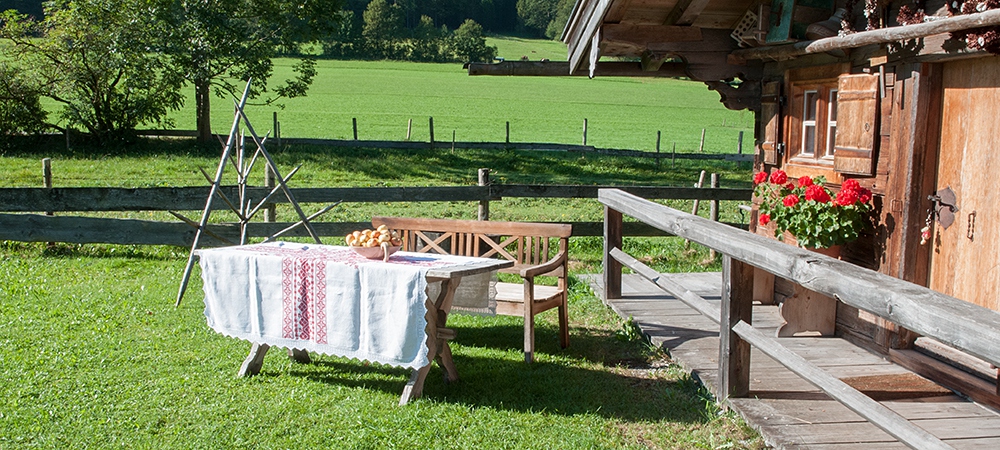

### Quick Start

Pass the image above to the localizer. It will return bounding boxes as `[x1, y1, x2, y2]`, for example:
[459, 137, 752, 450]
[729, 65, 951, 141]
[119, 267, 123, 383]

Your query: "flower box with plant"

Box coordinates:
[753, 170, 873, 249]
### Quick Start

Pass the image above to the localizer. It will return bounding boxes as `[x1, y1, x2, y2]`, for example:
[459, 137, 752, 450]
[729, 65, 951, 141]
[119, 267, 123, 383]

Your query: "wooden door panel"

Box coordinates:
[931, 58, 1000, 311]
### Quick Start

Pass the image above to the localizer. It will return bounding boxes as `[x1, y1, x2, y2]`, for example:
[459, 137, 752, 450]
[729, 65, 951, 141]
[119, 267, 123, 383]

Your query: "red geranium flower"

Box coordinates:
[783, 194, 800, 207]
[785, 182, 795, 190]
[798, 176, 813, 188]
[753, 171, 768, 184]
[769, 170, 788, 185]
[759, 213, 771, 225]
[858, 187, 872, 204]
[842, 179, 861, 192]
[836, 188, 860, 206]
[805, 185, 831, 203]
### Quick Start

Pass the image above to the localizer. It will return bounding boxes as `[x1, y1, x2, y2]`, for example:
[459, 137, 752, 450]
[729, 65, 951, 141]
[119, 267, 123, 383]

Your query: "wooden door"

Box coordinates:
[930, 58, 1000, 311]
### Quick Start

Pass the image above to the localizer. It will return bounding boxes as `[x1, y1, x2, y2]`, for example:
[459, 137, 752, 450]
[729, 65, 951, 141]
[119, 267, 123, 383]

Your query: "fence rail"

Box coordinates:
[599, 188, 1000, 450]
[0, 184, 752, 246]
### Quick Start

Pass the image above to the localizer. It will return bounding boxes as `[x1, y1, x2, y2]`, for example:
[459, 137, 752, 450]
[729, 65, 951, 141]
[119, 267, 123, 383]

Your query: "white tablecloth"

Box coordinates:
[196, 242, 496, 369]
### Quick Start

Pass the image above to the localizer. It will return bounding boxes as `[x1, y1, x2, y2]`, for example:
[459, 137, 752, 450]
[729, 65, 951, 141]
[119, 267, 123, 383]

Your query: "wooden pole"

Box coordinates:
[685, 170, 707, 249]
[264, 164, 276, 223]
[671, 142, 676, 167]
[352, 118, 358, 140]
[719, 256, 754, 401]
[452, 130, 456, 152]
[406, 119, 412, 141]
[582, 118, 588, 146]
[273, 112, 280, 147]
[478, 168, 490, 221]
[43, 158, 54, 247]
[429, 116, 435, 148]
[505, 121, 510, 144]
[603, 206, 623, 302]
[699, 128, 706, 152]
[737, 131, 744, 154]
[710, 173, 720, 259]
[655, 131, 661, 169]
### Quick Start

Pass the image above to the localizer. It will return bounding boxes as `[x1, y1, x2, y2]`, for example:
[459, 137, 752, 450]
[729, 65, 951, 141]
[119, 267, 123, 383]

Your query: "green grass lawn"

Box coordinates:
[158, 58, 752, 153]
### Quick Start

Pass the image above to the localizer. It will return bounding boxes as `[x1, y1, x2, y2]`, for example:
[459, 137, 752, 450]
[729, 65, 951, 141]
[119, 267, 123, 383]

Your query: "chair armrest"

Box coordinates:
[519, 250, 568, 279]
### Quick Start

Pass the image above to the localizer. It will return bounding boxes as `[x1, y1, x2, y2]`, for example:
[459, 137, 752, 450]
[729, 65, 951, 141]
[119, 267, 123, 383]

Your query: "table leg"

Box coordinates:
[398, 277, 462, 404]
[238, 343, 270, 377]
[288, 348, 311, 364]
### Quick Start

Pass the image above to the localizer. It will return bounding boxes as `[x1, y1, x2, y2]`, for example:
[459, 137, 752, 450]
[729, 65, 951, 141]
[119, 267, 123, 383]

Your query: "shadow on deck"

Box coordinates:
[582, 272, 1000, 449]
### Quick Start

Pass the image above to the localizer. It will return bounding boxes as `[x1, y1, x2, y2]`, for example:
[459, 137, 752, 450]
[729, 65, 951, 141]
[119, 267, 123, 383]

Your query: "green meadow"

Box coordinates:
[162, 58, 752, 153]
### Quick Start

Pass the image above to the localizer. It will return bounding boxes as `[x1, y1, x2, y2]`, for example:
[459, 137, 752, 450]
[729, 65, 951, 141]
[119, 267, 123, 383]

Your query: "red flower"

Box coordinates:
[769, 170, 788, 185]
[783, 194, 800, 207]
[805, 185, 831, 203]
[858, 188, 872, 204]
[785, 182, 795, 190]
[753, 171, 768, 184]
[842, 179, 861, 192]
[797, 176, 813, 188]
[759, 213, 771, 225]
[836, 187, 860, 206]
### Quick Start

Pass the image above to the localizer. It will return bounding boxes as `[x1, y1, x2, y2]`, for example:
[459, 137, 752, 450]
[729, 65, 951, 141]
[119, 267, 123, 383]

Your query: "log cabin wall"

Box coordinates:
[753, 49, 952, 353]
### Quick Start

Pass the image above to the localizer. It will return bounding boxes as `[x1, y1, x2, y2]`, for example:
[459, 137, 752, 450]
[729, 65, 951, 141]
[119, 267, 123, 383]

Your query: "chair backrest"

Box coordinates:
[371, 216, 571, 276]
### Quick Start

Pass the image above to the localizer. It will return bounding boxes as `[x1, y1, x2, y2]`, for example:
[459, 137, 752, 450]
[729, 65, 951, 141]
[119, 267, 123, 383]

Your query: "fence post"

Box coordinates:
[582, 118, 588, 146]
[264, 164, 276, 223]
[505, 121, 510, 144]
[478, 168, 490, 221]
[43, 158, 54, 247]
[719, 255, 754, 402]
[709, 173, 719, 259]
[686, 170, 707, 248]
[603, 205, 623, 303]
[352, 118, 358, 140]
[452, 130, 456, 152]
[273, 112, 281, 147]
[656, 130, 662, 169]
[737, 131, 744, 155]
[699, 128, 706, 152]
[406, 119, 412, 141]
[429, 116, 435, 148]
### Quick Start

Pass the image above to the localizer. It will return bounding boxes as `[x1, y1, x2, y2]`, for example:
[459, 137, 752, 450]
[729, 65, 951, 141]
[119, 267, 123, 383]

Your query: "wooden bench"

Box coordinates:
[371, 216, 572, 363]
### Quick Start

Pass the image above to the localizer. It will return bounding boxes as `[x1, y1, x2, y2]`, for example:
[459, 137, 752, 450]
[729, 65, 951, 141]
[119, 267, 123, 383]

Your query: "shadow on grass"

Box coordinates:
[276, 322, 715, 424]
[0, 241, 185, 261]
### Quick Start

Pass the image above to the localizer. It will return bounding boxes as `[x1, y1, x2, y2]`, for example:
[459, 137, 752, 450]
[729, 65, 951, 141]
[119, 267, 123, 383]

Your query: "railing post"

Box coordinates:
[478, 168, 490, 221]
[719, 255, 754, 402]
[603, 206, 623, 302]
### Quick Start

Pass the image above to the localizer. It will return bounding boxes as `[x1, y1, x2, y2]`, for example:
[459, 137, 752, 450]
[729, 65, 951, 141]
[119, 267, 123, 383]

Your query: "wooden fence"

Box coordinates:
[599, 188, 1000, 450]
[0, 183, 752, 246]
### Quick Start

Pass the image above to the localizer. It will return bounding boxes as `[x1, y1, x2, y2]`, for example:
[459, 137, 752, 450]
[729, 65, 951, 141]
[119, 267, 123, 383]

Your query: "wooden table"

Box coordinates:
[197, 243, 511, 405]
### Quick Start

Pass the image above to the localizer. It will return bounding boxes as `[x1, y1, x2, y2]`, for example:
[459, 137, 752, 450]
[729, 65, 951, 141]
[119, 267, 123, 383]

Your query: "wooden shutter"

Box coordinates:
[760, 80, 783, 165]
[834, 74, 879, 176]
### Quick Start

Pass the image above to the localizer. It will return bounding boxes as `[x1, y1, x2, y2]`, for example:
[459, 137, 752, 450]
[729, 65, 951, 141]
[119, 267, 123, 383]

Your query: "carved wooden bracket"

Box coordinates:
[705, 80, 762, 112]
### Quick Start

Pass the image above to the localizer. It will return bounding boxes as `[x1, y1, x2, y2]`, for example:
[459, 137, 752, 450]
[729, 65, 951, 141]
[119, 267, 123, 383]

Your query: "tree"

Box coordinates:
[0, 2, 184, 143]
[449, 19, 496, 63]
[408, 14, 444, 61]
[361, 0, 405, 59]
[545, 0, 575, 39]
[155, 0, 343, 141]
[0, 63, 48, 136]
[322, 9, 365, 58]
[516, 0, 556, 37]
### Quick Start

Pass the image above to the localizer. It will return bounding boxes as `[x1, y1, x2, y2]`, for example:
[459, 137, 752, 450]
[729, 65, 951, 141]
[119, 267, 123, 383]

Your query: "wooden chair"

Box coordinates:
[371, 216, 572, 362]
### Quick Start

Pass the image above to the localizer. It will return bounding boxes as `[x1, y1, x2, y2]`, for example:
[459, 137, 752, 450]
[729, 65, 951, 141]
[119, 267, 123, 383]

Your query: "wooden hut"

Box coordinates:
[482, 0, 1000, 405]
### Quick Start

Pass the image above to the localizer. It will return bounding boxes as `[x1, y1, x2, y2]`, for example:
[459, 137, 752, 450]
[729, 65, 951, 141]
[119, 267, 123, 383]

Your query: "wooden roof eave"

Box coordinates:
[731, 9, 1000, 62]
[564, 0, 615, 74]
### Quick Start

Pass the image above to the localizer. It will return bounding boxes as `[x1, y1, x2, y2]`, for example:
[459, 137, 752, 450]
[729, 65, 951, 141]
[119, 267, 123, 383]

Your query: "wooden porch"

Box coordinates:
[583, 271, 1000, 449]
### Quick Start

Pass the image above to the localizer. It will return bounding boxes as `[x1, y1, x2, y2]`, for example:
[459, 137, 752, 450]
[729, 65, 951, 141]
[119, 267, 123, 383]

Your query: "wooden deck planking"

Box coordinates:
[581, 272, 1000, 449]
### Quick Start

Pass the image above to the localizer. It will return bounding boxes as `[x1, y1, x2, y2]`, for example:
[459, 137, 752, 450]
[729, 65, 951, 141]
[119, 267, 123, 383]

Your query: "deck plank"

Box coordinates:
[582, 272, 1000, 449]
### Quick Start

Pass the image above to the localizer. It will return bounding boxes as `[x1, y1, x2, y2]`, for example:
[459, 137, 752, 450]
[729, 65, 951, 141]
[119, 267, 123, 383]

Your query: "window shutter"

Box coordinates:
[760, 80, 783, 165]
[834, 74, 879, 176]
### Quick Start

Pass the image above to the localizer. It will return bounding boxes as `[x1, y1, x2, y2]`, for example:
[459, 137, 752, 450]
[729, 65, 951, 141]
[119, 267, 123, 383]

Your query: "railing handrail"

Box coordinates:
[598, 188, 1000, 368]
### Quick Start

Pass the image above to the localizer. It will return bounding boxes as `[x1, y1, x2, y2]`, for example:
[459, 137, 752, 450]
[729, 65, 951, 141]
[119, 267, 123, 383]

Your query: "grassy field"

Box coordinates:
[159, 59, 752, 154]
[2, 37, 763, 447]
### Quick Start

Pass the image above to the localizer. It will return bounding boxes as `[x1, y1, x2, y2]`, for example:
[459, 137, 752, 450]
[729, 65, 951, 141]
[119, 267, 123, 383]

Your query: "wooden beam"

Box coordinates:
[466, 60, 687, 77]
[734, 322, 954, 450]
[602, 23, 703, 46]
[603, 206, 623, 302]
[664, 0, 712, 26]
[569, 0, 614, 74]
[719, 256, 754, 400]
[597, 188, 1000, 369]
[732, 9, 1000, 61]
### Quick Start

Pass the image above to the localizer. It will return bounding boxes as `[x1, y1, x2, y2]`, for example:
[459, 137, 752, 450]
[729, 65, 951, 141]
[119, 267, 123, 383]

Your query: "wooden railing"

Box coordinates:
[0, 184, 751, 246]
[600, 188, 1000, 450]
